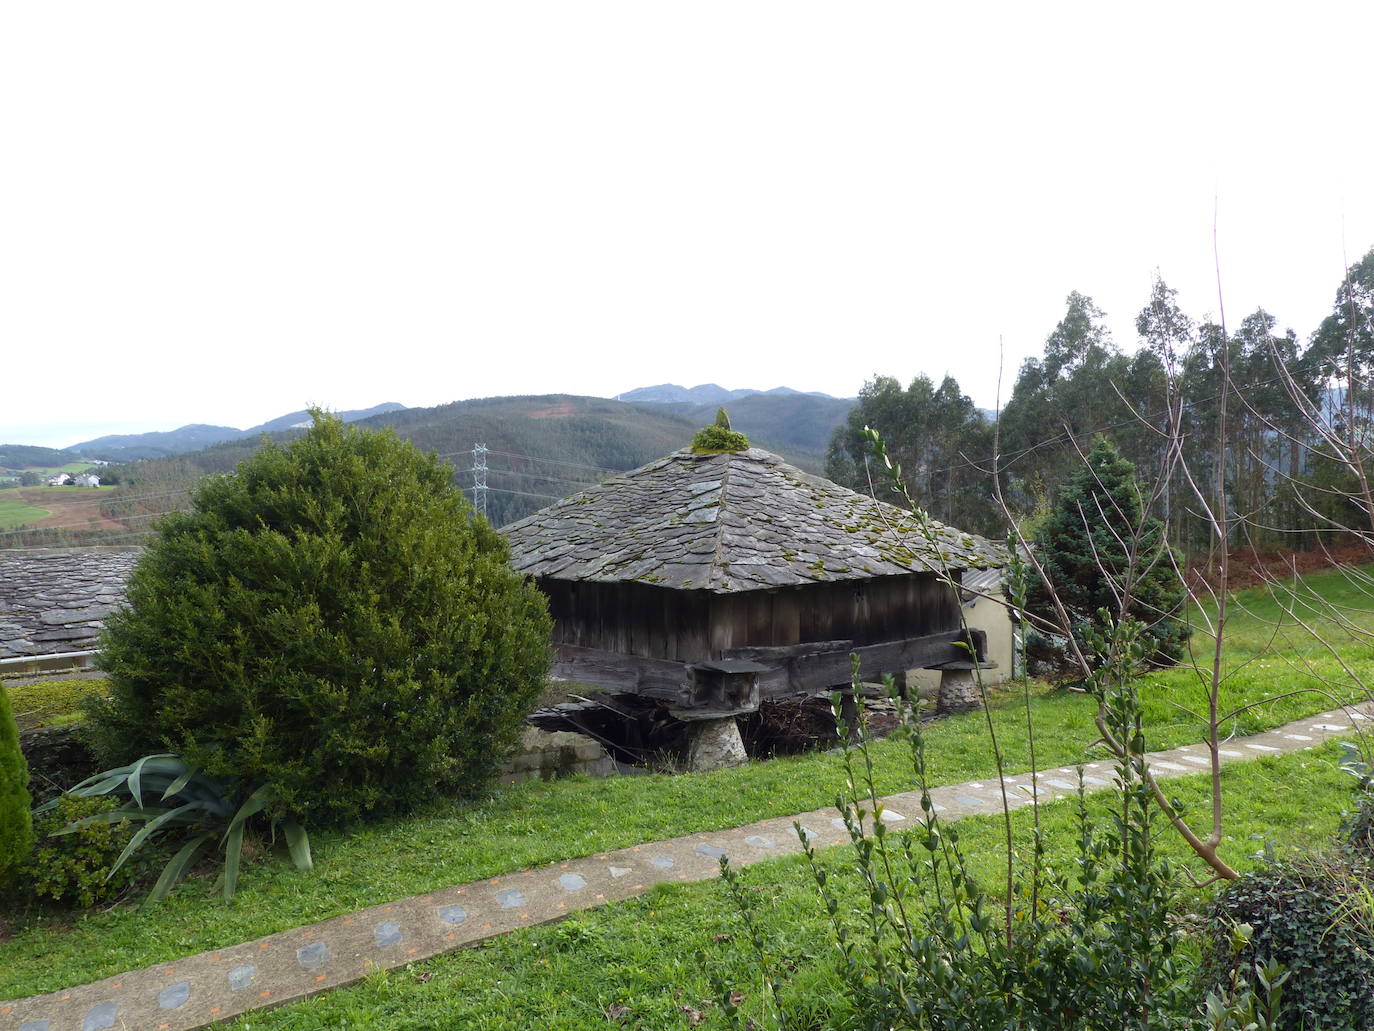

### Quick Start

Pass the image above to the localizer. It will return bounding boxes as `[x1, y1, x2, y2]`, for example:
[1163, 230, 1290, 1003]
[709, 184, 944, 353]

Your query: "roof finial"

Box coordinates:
[691, 408, 750, 453]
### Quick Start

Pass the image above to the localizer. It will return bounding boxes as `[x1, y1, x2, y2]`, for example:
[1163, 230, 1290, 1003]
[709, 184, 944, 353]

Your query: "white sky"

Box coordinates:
[3, 2, 1372, 448]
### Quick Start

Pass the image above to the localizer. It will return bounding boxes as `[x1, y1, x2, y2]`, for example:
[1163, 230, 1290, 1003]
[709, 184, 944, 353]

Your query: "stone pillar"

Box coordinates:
[936, 666, 979, 714]
[684, 715, 748, 771]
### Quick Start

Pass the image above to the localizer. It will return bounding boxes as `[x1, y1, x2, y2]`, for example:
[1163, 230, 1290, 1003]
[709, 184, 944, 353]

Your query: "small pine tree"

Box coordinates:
[0, 685, 34, 885]
[1028, 436, 1188, 667]
[89, 412, 553, 826]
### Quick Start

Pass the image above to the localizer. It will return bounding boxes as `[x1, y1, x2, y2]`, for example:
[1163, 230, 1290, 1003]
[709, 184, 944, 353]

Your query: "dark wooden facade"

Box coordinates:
[541, 573, 983, 709]
[544, 574, 959, 659]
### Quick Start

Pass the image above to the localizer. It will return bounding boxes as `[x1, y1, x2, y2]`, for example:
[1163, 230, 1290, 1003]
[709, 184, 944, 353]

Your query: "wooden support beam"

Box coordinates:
[725, 640, 853, 661]
[552, 628, 989, 707]
[550, 644, 689, 702]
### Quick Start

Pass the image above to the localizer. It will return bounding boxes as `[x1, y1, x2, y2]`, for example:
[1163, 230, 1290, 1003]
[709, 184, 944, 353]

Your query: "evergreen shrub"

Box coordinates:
[0, 685, 34, 888]
[1028, 436, 1189, 667]
[87, 413, 553, 826]
[1203, 855, 1374, 1031]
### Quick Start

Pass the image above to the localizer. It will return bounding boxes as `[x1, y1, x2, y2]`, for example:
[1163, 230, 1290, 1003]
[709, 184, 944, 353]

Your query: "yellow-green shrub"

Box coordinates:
[0, 685, 33, 889]
[24, 794, 139, 908]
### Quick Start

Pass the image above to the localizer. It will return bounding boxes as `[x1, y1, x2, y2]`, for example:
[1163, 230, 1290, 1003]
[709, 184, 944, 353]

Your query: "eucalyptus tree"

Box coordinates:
[826, 373, 996, 535]
[1000, 292, 1134, 514]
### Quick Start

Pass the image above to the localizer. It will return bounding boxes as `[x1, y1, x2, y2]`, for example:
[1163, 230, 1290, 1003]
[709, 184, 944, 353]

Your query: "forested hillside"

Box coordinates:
[92, 394, 840, 533]
[0, 444, 78, 470]
[629, 391, 852, 463]
[350, 395, 710, 525]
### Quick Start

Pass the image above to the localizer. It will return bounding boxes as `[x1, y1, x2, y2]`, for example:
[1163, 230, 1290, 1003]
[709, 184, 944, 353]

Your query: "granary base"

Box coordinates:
[936, 665, 980, 714]
[684, 714, 748, 771]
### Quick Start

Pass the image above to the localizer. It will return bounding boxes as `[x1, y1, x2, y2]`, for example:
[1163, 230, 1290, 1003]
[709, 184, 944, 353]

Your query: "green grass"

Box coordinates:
[0, 498, 50, 530]
[1144, 563, 1374, 737]
[6, 679, 106, 732]
[224, 745, 1357, 1031]
[2, 564, 1373, 1002]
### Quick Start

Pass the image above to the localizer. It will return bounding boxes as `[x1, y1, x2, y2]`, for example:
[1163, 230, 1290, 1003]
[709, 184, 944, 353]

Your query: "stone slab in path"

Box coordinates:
[3, 706, 1369, 1031]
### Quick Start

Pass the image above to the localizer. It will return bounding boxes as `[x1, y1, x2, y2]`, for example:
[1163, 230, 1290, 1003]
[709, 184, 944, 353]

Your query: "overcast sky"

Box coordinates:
[3, 2, 1371, 448]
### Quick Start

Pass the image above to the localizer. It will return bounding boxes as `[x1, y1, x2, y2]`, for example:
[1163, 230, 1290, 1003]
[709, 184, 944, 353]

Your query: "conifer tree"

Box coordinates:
[1028, 436, 1188, 667]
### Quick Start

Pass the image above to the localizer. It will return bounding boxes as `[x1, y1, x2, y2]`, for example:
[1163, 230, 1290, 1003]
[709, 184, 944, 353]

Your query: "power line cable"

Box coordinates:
[438, 447, 626, 477]
[475, 486, 566, 501]
[0, 485, 193, 510]
[481, 467, 602, 489]
[485, 449, 626, 475]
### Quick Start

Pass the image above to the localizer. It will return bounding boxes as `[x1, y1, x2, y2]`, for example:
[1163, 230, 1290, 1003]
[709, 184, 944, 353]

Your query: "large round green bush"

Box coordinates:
[89, 413, 552, 826]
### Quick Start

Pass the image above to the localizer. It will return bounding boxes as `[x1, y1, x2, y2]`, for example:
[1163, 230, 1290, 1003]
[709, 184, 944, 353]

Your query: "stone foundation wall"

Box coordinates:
[18, 723, 617, 803]
[20, 725, 99, 805]
[499, 727, 617, 785]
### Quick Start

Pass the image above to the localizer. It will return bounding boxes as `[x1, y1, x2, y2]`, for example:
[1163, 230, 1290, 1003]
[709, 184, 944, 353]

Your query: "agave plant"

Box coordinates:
[37, 754, 312, 903]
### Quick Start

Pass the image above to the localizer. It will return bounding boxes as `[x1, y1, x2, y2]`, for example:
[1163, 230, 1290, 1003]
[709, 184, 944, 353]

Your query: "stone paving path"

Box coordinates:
[4, 706, 1370, 1031]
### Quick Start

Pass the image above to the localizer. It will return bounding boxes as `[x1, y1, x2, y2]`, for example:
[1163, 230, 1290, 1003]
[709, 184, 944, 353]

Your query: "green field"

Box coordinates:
[0, 483, 121, 532]
[0, 494, 50, 530]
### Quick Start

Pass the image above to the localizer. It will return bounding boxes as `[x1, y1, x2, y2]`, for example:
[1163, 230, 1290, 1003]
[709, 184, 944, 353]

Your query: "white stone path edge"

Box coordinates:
[4, 706, 1370, 1031]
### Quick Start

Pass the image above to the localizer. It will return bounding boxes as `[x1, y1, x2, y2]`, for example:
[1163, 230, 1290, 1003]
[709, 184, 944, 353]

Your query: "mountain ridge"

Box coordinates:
[614, 383, 840, 405]
[64, 403, 408, 460]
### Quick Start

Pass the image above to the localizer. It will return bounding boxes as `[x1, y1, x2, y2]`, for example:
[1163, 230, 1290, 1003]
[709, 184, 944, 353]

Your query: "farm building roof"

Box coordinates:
[503, 447, 1004, 593]
[0, 547, 141, 659]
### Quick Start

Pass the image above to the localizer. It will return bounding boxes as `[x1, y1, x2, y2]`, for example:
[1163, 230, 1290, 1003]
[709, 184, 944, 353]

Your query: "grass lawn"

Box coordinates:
[6, 678, 106, 732]
[3, 565, 1373, 1004]
[224, 745, 1357, 1031]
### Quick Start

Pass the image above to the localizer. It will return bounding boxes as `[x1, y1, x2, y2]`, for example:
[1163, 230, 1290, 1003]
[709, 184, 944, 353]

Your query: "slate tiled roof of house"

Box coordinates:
[504, 447, 1005, 593]
[962, 565, 1008, 600]
[0, 548, 141, 658]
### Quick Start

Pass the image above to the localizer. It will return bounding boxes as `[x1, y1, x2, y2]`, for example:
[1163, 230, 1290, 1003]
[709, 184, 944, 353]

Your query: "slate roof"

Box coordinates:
[0, 548, 140, 659]
[504, 447, 1004, 593]
[961, 566, 1008, 605]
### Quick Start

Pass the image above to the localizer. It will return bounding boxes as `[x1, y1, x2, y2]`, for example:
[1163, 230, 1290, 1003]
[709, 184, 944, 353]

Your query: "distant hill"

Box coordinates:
[243, 403, 407, 436]
[615, 383, 838, 405]
[65, 423, 244, 459]
[107, 396, 701, 528]
[630, 392, 854, 463]
[611, 384, 854, 464]
[104, 393, 843, 530]
[65, 403, 407, 461]
[0, 443, 85, 470]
